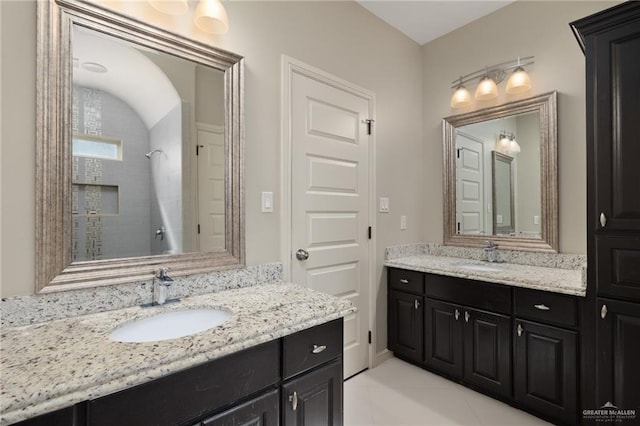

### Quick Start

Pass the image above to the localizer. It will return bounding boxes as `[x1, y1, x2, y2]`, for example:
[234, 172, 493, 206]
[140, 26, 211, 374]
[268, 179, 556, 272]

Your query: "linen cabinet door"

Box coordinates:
[514, 319, 577, 425]
[424, 299, 463, 379]
[462, 307, 511, 399]
[388, 290, 423, 363]
[596, 298, 640, 419]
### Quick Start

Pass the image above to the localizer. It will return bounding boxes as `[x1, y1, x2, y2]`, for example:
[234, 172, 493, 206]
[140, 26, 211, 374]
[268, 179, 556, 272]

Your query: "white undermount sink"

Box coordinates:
[453, 263, 503, 273]
[109, 308, 231, 343]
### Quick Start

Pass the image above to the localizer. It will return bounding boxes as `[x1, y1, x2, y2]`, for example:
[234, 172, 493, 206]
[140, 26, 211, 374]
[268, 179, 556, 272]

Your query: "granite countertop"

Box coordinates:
[385, 255, 585, 297]
[0, 282, 356, 425]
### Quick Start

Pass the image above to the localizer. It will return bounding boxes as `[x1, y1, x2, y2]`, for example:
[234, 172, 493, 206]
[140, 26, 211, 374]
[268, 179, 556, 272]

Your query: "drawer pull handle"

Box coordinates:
[455, 309, 460, 321]
[289, 391, 298, 411]
[399, 279, 409, 284]
[534, 304, 550, 311]
[312, 344, 327, 354]
[464, 311, 470, 323]
[517, 323, 523, 337]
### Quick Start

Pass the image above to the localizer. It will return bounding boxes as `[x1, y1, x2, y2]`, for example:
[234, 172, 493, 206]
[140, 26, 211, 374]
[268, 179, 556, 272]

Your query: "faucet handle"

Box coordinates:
[485, 240, 495, 249]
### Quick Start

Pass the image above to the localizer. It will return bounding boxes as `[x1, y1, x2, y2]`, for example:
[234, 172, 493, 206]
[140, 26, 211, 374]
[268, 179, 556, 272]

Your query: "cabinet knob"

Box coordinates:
[517, 323, 523, 337]
[455, 309, 460, 321]
[289, 391, 298, 411]
[600, 212, 608, 227]
[414, 299, 420, 310]
[601, 304, 608, 319]
[464, 311, 470, 323]
[399, 279, 409, 284]
[312, 344, 327, 354]
[534, 304, 550, 311]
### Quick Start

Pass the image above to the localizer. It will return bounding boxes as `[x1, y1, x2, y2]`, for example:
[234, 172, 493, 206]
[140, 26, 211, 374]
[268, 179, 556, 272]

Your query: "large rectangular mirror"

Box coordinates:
[443, 91, 558, 252]
[36, 0, 244, 292]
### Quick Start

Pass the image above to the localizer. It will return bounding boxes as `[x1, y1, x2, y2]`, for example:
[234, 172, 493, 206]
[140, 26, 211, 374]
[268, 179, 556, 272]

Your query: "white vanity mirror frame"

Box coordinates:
[443, 91, 558, 252]
[36, 0, 245, 293]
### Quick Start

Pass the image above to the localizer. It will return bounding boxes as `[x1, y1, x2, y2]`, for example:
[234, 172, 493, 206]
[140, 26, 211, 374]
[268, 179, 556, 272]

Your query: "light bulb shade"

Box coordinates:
[475, 76, 498, 100]
[450, 85, 472, 108]
[505, 67, 531, 94]
[509, 139, 521, 153]
[496, 134, 510, 152]
[195, 0, 229, 34]
[148, 0, 188, 15]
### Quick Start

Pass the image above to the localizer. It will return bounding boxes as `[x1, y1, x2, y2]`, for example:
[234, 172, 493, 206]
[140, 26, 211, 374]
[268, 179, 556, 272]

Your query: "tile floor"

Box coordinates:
[344, 357, 551, 426]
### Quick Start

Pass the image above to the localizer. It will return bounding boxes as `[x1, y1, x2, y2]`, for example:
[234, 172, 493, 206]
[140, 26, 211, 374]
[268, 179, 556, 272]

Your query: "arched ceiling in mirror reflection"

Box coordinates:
[72, 26, 180, 129]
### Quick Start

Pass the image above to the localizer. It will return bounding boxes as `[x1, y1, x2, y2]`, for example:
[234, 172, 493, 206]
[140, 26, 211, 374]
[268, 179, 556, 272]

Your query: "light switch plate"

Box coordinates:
[261, 191, 273, 213]
[379, 197, 389, 213]
[533, 215, 540, 225]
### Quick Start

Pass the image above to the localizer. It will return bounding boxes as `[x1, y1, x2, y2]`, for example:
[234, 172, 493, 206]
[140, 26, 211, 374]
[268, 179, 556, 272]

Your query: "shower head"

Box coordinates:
[145, 149, 163, 159]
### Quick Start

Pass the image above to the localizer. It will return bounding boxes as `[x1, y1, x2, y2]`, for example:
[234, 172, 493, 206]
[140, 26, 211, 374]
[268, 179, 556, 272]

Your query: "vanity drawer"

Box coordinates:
[388, 268, 425, 294]
[283, 318, 343, 380]
[514, 288, 578, 328]
[425, 273, 512, 315]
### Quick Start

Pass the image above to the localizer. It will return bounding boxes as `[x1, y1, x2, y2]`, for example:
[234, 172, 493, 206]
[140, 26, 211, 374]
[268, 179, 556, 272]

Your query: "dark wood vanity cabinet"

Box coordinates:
[387, 268, 580, 424]
[572, 2, 640, 418]
[13, 320, 343, 426]
[514, 288, 579, 425]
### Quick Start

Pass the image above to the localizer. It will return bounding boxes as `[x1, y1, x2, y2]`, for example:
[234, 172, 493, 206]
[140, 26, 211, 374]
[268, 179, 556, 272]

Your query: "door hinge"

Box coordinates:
[364, 119, 375, 135]
[197, 224, 201, 234]
[368, 226, 372, 239]
[457, 148, 461, 159]
[196, 144, 203, 156]
[368, 330, 372, 344]
[457, 222, 461, 233]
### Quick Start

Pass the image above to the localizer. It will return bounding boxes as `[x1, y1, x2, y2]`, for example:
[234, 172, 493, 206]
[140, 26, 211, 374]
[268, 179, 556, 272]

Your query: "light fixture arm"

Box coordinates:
[451, 56, 534, 88]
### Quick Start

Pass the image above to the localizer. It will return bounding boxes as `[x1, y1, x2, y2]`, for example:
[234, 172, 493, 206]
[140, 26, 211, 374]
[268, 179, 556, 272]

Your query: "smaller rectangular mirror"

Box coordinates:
[443, 91, 558, 252]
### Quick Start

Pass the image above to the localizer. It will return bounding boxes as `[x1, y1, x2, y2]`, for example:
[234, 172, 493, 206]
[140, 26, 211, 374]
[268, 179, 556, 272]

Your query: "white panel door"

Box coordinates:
[291, 71, 370, 378]
[196, 124, 225, 251]
[456, 132, 485, 235]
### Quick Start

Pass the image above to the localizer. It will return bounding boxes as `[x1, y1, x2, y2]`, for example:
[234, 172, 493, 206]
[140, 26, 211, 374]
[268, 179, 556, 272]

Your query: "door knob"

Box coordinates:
[296, 249, 309, 261]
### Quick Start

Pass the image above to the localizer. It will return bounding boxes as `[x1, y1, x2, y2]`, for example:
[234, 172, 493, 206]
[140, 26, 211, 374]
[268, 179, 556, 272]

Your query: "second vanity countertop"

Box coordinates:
[0, 282, 356, 425]
[385, 254, 585, 297]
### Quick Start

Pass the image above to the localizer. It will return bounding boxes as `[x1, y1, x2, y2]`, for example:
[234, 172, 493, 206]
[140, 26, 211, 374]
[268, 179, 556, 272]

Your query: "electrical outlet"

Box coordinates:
[533, 215, 540, 225]
[497, 214, 503, 224]
[400, 215, 407, 230]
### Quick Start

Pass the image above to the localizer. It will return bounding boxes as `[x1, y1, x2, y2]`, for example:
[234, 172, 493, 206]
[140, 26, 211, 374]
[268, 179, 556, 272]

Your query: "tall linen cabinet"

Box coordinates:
[571, 1, 640, 419]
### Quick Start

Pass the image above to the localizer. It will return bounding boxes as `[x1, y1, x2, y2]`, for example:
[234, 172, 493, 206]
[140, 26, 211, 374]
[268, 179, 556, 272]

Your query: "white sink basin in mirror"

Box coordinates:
[453, 263, 503, 273]
[109, 308, 232, 343]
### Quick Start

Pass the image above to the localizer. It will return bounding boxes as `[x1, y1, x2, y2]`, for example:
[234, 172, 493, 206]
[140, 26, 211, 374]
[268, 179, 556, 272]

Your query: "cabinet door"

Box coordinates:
[596, 236, 640, 302]
[463, 308, 511, 399]
[593, 18, 640, 232]
[596, 298, 640, 414]
[202, 389, 279, 426]
[514, 319, 577, 425]
[388, 290, 423, 362]
[282, 361, 343, 426]
[424, 299, 463, 379]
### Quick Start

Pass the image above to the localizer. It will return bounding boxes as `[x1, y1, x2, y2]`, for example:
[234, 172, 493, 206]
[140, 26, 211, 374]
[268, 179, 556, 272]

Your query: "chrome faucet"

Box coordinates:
[484, 240, 498, 263]
[154, 268, 174, 305]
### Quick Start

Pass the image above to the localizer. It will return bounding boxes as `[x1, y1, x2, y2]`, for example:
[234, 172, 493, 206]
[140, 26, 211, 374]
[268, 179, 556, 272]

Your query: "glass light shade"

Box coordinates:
[475, 76, 498, 100]
[450, 85, 472, 108]
[505, 67, 531, 94]
[195, 0, 229, 34]
[496, 134, 510, 152]
[509, 139, 521, 153]
[148, 0, 188, 15]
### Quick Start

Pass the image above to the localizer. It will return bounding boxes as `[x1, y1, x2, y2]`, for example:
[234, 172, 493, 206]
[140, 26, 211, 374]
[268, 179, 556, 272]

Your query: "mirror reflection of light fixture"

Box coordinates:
[450, 56, 534, 108]
[195, 0, 230, 34]
[495, 131, 521, 154]
[148, 0, 188, 15]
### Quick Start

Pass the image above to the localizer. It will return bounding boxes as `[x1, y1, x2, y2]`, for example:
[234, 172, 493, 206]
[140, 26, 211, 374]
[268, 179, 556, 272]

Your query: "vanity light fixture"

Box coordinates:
[450, 56, 534, 108]
[148, 0, 188, 16]
[194, 0, 229, 34]
[147, 0, 230, 34]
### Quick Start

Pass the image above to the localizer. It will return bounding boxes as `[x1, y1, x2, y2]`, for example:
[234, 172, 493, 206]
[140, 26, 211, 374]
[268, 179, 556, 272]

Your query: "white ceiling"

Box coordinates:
[356, 1, 516, 45]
